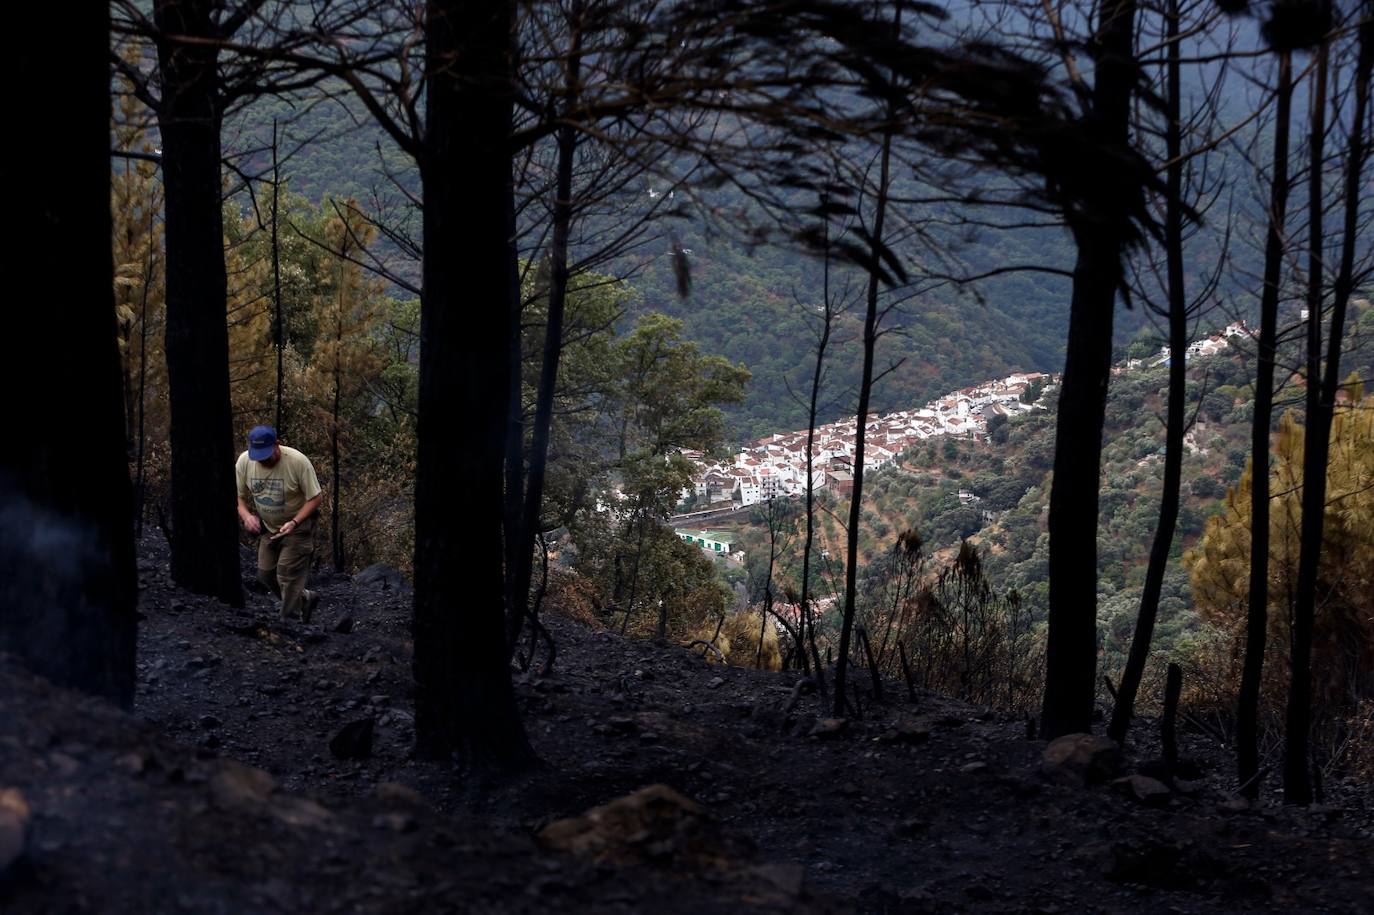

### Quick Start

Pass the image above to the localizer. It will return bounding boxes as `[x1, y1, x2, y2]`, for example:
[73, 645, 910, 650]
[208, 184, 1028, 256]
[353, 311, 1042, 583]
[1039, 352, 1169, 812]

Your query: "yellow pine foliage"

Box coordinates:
[300, 204, 384, 452]
[111, 79, 167, 452]
[1185, 384, 1374, 712]
[691, 610, 782, 671]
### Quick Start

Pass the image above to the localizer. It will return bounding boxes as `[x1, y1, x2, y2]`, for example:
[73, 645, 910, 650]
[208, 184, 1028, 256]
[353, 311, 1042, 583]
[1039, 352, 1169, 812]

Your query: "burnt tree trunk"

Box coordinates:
[507, 0, 586, 654]
[1237, 50, 1293, 799]
[834, 0, 902, 715]
[1161, 662, 1182, 782]
[1041, 0, 1139, 739]
[1285, 16, 1368, 803]
[2, 5, 138, 704]
[331, 298, 344, 572]
[272, 118, 284, 435]
[1108, 0, 1188, 745]
[799, 201, 836, 686]
[1283, 37, 1330, 807]
[502, 186, 525, 638]
[154, 0, 244, 608]
[412, 0, 534, 770]
[834, 117, 893, 717]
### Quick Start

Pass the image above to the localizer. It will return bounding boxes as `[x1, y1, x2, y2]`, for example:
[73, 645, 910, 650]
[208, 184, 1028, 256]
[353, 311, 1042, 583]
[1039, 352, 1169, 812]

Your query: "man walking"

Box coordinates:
[235, 425, 323, 621]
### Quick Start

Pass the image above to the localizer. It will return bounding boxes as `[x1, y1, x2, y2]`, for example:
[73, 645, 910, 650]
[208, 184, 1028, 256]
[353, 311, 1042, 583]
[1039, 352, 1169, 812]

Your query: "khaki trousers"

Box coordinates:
[257, 518, 314, 618]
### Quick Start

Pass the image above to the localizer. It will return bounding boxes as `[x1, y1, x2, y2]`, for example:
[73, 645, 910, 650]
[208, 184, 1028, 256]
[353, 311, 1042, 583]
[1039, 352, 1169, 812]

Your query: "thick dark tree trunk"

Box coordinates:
[1285, 17, 1368, 803]
[1108, 0, 1187, 745]
[2, 5, 138, 704]
[1042, 0, 1139, 739]
[154, 0, 244, 608]
[412, 0, 534, 770]
[1237, 51, 1293, 798]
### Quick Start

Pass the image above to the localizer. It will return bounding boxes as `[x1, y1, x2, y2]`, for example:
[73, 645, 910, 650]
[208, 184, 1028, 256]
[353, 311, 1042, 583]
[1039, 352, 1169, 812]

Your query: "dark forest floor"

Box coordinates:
[2, 531, 1372, 913]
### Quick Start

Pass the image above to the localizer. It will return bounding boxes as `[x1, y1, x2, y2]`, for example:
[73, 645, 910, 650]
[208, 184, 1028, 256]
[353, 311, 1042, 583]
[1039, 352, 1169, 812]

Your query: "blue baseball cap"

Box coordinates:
[248, 425, 277, 461]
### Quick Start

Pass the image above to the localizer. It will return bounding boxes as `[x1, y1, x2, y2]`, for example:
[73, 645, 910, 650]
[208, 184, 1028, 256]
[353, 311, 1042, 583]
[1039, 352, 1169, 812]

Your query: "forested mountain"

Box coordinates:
[734, 301, 1374, 711]
[225, 95, 1146, 441]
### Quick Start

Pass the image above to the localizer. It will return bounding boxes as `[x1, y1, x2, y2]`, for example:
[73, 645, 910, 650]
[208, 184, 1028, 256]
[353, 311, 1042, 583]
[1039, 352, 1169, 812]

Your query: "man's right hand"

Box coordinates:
[242, 514, 262, 535]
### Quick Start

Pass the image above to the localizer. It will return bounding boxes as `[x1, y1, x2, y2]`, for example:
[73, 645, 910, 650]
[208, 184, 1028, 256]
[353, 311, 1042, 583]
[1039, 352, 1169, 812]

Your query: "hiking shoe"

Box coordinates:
[301, 590, 320, 624]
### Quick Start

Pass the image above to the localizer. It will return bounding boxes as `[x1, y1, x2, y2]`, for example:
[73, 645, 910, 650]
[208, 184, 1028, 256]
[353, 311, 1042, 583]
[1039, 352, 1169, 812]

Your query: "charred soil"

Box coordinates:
[2, 532, 1371, 913]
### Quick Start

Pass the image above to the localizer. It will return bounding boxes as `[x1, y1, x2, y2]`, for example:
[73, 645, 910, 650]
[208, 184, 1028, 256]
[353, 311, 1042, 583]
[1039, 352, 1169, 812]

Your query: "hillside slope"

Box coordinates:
[4, 531, 1372, 912]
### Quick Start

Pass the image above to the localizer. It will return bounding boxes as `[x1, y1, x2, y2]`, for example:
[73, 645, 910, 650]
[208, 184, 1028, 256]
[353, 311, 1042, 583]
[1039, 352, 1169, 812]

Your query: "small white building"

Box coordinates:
[678, 529, 736, 555]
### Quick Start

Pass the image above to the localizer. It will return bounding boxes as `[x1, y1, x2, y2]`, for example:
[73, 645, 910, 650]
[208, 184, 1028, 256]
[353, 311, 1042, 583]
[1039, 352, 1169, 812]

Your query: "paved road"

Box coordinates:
[668, 504, 756, 527]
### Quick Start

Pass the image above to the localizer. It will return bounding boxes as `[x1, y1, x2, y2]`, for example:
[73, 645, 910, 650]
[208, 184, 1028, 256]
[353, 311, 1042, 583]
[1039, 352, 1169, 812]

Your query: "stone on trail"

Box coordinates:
[211, 761, 277, 811]
[809, 718, 848, 740]
[537, 784, 749, 870]
[1, 787, 32, 880]
[374, 781, 427, 807]
[329, 717, 375, 760]
[1112, 774, 1171, 807]
[876, 720, 931, 745]
[353, 563, 408, 592]
[1040, 734, 1123, 786]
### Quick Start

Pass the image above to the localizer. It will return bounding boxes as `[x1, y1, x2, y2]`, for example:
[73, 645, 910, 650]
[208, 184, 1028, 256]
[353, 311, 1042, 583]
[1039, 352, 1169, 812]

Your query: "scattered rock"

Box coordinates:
[211, 761, 276, 811]
[749, 703, 787, 732]
[353, 564, 408, 592]
[48, 752, 80, 776]
[328, 718, 375, 760]
[894, 816, 929, 837]
[960, 761, 989, 775]
[707, 677, 725, 690]
[1112, 775, 1171, 807]
[1218, 796, 1252, 815]
[1102, 838, 1230, 891]
[1, 788, 32, 879]
[371, 811, 416, 833]
[374, 782, 427, 807]
[333, 615, 355, 635]
[114, 751, 152, 776]
[537, 784, 750, 869]
[749, 862, 806, 898]
[606, 716, 640, 735]
[1040, 734, 1123, 786]
[199, 715, 221, 730]
[809, 718, 848, 740]
[1173, 777, 1203, 796]
[876, 721, 931, 745]
[272, 796, 336, 830]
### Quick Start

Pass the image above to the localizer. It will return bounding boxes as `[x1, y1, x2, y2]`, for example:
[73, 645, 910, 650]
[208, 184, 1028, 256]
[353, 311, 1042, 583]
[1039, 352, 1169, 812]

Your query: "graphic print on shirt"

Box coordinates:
[251, 477, 285, 510]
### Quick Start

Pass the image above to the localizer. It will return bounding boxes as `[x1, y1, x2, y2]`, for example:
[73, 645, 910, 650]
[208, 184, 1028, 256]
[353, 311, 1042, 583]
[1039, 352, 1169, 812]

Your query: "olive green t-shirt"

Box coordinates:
[235, 445, 322, 533]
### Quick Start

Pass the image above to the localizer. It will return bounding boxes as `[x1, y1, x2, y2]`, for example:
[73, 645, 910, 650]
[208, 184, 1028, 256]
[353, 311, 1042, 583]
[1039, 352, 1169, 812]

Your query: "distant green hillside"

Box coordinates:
[782, 296, 1374, 675]
[226, 94, 1254, 444]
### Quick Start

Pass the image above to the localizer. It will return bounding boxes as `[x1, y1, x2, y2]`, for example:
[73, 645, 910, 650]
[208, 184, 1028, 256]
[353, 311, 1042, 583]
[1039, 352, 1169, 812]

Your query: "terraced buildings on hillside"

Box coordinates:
[686, 371, 1056, 509]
